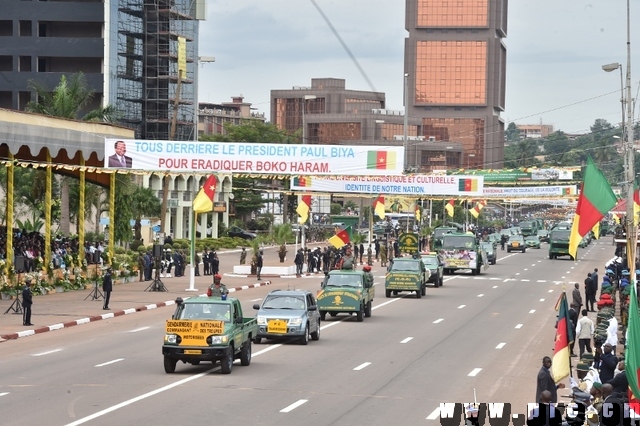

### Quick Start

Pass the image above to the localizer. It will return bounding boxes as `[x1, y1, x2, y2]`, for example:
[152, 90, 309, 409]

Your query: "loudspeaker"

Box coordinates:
[14, 255, 25, 272]
[153, 244, 164, 258]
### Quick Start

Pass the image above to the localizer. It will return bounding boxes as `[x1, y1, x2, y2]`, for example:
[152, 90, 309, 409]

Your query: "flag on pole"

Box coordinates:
[192, 175, 217, 213]
[469, 200, 486, 219]
[551, 291, 574, 382]
[328, 226, 351, 249]
[445, 199, 455, 217]
[568, 157, 617, 259]
[296, 195, 312, 223]
[591, 222, 600, 240]
[626, 279, 640, 405]
[634, 184, 640, 225]
[373, 195, 385, 219]
[415, 202, 421, 223]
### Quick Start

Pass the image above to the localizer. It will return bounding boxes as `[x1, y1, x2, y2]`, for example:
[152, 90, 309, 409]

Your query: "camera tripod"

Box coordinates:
[145, 259, 167, 292]
[4, 292, 23, 315]
[84, 279, 104, 301]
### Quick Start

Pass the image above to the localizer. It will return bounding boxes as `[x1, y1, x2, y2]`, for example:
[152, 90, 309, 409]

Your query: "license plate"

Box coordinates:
[267, 319, 288, 334]
[184, 349, 202, 355]
[512, 242, 519, 247]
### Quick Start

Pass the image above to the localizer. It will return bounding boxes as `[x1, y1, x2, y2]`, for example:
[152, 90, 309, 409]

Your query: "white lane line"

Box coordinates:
[521, 279, 530, 282]
[426, 407, 440, 420]
[95, 358, 124, 368]
[492, 285, 498, 289]
[0, 392, 9, 397]
[537, 280, 547, 283]
[515, 324, 523, 329]
[457, 305, 466, 309]
[400, 337, 413, 344]
[477, 294, 484, 297]
[433, 318, 444, 324]
[32, 349, 62, 357]
[489, 277, 501, 280]
[129, 327, 150, 333]
[548, 290, 553, 293]
[529, 310, 536, 314]
[496, 343, 506, 349]
[372, 297, 401, 311]
[250, 298, 262, 302]
[540, 298, 545, 302]
[532, 264, 537, 266]
[280, 399, 309, 413]
[515, 272, 520, 275]
[523, 269, 528, 271]
[468, 368, 482, 377]
[353, 362, 372, 371]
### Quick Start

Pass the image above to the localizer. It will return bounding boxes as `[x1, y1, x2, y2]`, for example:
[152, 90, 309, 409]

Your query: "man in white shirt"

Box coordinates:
[605, 316, 618, 355]
[576, 309, 594, 357]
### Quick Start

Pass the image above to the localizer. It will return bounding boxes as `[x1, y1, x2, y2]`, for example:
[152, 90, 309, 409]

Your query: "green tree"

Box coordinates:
[130, 186, 162, 241]
[503, 139, 541, 168]
[505, 122, 520, 143]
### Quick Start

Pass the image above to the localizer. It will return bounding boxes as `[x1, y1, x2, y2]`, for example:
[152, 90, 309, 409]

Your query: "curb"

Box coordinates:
[0, 280, 271, 342]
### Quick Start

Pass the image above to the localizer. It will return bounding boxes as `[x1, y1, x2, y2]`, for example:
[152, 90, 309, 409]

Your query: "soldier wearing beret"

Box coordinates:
[207, 274, 228, 298]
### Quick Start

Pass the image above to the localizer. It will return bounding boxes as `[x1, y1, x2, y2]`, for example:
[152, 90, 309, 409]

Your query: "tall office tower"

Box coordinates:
[404, 0, 507, 169]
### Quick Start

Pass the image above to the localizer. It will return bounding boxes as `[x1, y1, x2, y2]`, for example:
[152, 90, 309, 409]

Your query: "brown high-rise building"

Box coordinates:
[405, 0, 507, 170]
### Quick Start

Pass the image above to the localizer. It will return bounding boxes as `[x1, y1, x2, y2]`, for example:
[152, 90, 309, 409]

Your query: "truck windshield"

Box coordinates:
[262, 295, 305, 310]
[551, 230, 571, 240]
[390, 261, 420, 272]
[325, 274, 362, 288]
[177, 304, 231, 322]
[434, 228, 455, 238]
[442, 236, 476, 250]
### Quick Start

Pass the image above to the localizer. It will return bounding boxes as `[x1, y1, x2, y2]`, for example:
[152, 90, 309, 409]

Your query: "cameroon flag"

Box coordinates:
[372, 195, 385, 219]
[296, 195, 312, 223]
[627, 280, 640, 407]
[445, 199, 455, 217]
[458, 178, 478, 192]
[551, 292, 574, 382]
[568, 157, 617, 259]
[367, 150, 397, 170]
[328, 227, 351, 249]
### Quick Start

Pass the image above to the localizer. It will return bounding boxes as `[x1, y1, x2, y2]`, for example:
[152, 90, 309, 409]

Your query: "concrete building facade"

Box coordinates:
[198, 96, 266, 138]
[404, 0, 508, 170]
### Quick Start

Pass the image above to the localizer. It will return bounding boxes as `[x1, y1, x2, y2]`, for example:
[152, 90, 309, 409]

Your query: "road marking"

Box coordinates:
[426, 407, 440, 420]
[477, 294, 484, 297]
[523, 269, 528, 271]
[457, 305, 466, 309]
[95, 358, 124, 368]
[280, 399, 308, 413]
[537, 280, 547, 283]
[489, 277, 501, 280]
[548, 290, 553, 293]
[468, 368, 482, 377]
[492, 285, 498, 289]
[353, 362, 371, 371]
[129, 327, 149, 333]
[532, 263, 537, 266]
[529, 310, 536, 313]
[521, 279, 530, 282]
[400, 337, 413, 344]
[540, 298, 545, 302]
[372, 297, 401, 311]
[515, 272, 520, 275]
[0, 392, 8, 397]
[433, 318, 444, 324]
[515, 324, 523, 329]
[32, 349, 62, 357]
[496, 343, 506, 349]
[250, 298, 262, 302]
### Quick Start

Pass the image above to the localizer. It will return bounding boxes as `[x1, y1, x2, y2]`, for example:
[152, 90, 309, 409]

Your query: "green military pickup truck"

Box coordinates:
[162, 296, 257, 374]
[385, 257, 430, 298]
[317, 269, 375, 322]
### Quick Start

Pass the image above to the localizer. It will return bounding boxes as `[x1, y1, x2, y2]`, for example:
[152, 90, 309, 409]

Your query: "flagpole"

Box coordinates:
[369, 197, 373, 249]
[186, 210, 198, 292]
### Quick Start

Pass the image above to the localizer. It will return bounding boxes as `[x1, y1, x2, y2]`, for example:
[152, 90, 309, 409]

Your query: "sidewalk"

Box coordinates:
[0, 269, 270, 342]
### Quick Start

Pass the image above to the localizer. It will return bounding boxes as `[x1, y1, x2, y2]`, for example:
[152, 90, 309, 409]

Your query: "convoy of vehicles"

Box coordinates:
[253, 290, 320, 345]
[420, 253, 444, 287]
[431, 226, 458, 251]
[385, 257, 430, 298]
[507, 235, 526, 253]
[525, 235, 541, 249]
[518, 221, 539, 237]
[479, 242, 497, 265]
[162, 296, 257, 374]
[440, 233, 487, 275]
[548, 227, 573, 260]
[317, 269, 375, 322]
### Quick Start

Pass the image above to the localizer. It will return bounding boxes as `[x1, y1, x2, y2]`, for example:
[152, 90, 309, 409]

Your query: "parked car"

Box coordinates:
[480, 242, 497, 265]
[228, 226, 257, 240]
[507, 235, 526, 253]
[525, 236, 541, 249]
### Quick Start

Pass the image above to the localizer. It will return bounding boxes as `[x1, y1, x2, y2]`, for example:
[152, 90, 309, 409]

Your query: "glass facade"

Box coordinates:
[422, 117, 484, 166]
[417, 0, 488, 28]
[274, 97, 325, 134]
[311, 122, 362, 144]
[415, 41, 487, 105]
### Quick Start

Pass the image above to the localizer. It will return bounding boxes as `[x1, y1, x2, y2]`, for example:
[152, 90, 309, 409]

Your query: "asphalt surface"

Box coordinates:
[0, 239, 612, 425]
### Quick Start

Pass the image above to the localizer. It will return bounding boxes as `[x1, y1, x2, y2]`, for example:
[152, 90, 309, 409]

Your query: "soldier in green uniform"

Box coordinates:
[340, 247, 355, 270]
[363, 264, 374, 288]
[239, 247, 247, 265]
[137, 248, 146, 282]
[207, 274, 229, 298]
[367, 244, 373, 266]
[380, 243, 388, 267]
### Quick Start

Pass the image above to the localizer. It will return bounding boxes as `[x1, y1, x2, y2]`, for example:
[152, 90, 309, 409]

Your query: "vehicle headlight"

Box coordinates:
[209, 335, 229, 344]
[288, 318, 303, 326]
[257, 316, 266, 325]
[165, 334, 178, 344]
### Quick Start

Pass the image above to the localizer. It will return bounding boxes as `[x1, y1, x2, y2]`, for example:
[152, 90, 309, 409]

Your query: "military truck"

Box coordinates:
[548, 228, 573, 260]
[162, 296, 257, 374]
[431, 226, 457, 251]
[439, 233, 488, 275]
[317, 269, 375, 322]
[385, 256, 430, 298]
[518, 220, 538, 237]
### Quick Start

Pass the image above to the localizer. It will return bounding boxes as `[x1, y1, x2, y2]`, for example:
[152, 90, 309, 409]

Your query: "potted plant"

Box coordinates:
[0, 281, 12, 300]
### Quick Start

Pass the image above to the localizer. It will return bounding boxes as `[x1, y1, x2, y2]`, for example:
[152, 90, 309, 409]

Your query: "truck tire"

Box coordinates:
[549, 254, 554, 259]
[356, 305, 364, 322]
[311, 320, 321, 340]
[163, 356, 177, 374]
[439, 276, 443, 287]
[299, 324, 310, 345]
[471, 267, 478, 276]
[220, 346, 234, 374]
[364, 301, 372, 317]
[421, 285, 426, 296]
[240, 340, 252, 366]
[253, 337, 262, 344]
[385, 289, 391, 298]
[319, 311, 327, 321]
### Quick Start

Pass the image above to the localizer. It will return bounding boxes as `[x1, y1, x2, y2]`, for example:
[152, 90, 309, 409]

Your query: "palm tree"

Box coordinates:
[130, 187, 161, 241]
[25, 72, 118, 236]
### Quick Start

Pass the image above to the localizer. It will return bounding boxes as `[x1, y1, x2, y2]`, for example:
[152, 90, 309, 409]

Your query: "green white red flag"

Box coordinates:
[551, 291, 574, 382]
[627, 279, 640, 408]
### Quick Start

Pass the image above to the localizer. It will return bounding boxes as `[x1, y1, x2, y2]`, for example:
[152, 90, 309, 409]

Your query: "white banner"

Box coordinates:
[290, 175, 484, 196]
[104, 139, 405, 176]
[482, 185, 577, 197]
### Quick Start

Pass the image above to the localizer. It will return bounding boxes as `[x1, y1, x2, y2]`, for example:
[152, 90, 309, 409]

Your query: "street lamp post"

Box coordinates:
[403, 73, 409, 171]
[602, 62, 625, 144]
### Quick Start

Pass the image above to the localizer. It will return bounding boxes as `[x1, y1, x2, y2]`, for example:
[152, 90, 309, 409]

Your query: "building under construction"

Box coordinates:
[116, 0, 199, 141]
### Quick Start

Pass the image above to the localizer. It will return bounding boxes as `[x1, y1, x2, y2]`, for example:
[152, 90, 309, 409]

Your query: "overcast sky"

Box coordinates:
[198, 0, 636, 135]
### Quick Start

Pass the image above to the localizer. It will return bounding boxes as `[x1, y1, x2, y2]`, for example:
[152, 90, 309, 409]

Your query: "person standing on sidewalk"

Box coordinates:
[576, 309, 594, 357]
[591, 267, 599, 289]
[256, 250, 263, 281]
[294, 249, 304, 276]
[585, 273, 597, 312]
[22, 278, 33, 326]
[102, 267, 112, 310]
[571, 283, 583, 312]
